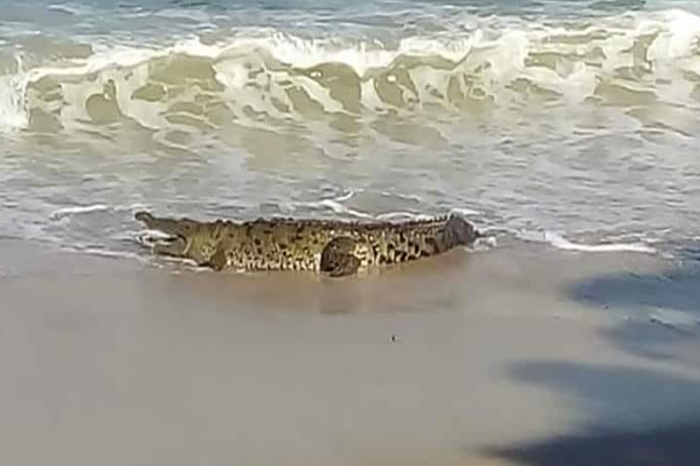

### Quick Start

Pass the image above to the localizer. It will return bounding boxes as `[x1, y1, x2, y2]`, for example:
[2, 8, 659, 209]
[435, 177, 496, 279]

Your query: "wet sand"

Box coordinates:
[1, 239, 699, 466]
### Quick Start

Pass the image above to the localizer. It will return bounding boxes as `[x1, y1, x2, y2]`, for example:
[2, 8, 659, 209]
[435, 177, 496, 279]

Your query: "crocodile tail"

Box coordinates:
[443, 213, 479, 248]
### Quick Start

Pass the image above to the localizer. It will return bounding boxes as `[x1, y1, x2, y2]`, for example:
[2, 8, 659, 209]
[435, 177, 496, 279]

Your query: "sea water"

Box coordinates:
[0, 0, 699, 259]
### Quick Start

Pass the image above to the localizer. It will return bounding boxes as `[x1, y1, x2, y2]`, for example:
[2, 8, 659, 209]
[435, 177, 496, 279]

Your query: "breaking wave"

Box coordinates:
[2, 8, 700, 136]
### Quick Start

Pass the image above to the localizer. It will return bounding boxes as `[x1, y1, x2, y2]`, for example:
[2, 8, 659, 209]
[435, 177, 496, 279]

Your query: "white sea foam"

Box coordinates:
[46, 3, 93, 16]
[541, 231, 657, 254]
[449, 207, 481, 217]
[50, 204, 111, 220]
[0, 55, 28, 132]
[294, 191, 453, 221]
[475, 235, 498, 250]
[1, 9, 699, 132]
[290, 191, 375, 219]
[0, 79, 27, 131]
[50, 203, 146, 220]
[649, 308, 700, 331]
[376, 212, 435, 221]
[315, 200, 376, 219]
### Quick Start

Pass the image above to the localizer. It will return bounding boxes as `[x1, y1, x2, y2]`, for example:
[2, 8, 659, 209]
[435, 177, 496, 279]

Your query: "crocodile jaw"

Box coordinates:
[135, 211, 192, 258]
[152, 235, 189, 257]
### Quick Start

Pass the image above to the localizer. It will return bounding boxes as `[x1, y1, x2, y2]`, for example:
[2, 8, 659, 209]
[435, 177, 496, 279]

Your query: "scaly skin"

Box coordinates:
[135, 211, 479, 276]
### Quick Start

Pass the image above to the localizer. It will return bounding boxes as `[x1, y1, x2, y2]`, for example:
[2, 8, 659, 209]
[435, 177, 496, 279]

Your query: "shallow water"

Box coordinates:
[0, 0, 699, 259]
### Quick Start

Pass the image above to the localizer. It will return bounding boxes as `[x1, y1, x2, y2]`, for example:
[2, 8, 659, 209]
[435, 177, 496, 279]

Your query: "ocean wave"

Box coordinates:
[1, 8, 699, 135]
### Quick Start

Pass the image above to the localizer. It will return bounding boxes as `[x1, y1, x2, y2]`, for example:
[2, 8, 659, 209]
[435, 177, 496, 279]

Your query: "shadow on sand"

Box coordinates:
[492, 419, 700, 466]
[488, 361, 700, 466]
[568, 263, 700, 359]
[569, 263, 700, 315]
[487, 259, 700, 465]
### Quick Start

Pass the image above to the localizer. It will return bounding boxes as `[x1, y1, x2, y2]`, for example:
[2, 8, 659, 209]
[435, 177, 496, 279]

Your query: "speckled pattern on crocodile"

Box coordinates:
[135, 211, 480, 277]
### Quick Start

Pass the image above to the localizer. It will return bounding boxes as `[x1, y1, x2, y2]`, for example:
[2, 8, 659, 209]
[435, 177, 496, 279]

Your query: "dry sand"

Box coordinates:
[1, 239, 699, 466]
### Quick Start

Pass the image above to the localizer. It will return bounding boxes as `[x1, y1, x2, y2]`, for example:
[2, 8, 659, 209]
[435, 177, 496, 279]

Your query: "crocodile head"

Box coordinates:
[135, 211, 220, 265]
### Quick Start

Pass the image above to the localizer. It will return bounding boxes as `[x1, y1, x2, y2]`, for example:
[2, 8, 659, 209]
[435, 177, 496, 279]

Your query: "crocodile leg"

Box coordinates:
[320, 237, 361, 277]
[207, 247, 228, 271]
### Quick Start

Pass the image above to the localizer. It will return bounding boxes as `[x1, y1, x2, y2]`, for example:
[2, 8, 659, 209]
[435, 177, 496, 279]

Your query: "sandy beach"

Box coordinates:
[2, 0, 700, 464]
[1, 238, 698, 466]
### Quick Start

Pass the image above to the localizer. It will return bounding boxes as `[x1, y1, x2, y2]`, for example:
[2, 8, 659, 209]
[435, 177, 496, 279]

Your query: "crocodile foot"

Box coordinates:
[207, 248, 228, 271]
[320, 237, 361, 277]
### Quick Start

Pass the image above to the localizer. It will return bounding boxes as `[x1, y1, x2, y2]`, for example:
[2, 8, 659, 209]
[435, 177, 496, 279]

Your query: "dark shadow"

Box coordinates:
[568, 263, 700, 360]
[569, 264, 700, 315]
[489, 361, 700, 466]
[602, 319, 696, 361]
[492, 420, 700, 466]
[506, 362, 700, 425]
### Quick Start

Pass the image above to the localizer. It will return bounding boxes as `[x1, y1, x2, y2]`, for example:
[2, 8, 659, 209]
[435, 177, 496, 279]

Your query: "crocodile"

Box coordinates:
[135, 211, 480, 277]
